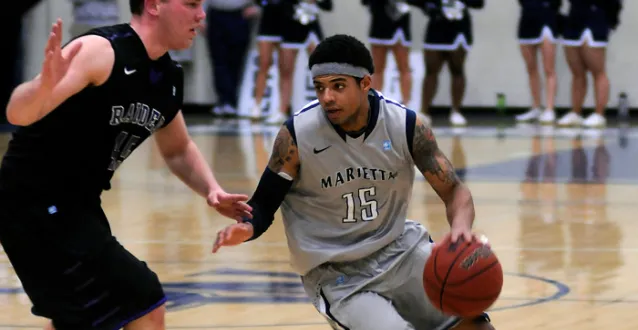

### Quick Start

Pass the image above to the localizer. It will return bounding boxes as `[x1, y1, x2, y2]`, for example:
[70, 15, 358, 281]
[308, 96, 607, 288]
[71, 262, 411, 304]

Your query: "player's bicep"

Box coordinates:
[46, 36, 114, 111]
[412, 114, 461, 202]
[267, 124, 300, 180]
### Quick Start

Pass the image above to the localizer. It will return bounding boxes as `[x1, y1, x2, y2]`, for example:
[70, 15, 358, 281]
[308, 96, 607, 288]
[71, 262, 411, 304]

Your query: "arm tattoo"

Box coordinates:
[267, 126, 298, 173]
[412, 116, 460, 196]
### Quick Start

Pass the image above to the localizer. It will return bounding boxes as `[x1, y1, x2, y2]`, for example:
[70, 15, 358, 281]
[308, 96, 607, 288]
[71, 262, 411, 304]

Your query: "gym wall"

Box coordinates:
[21, 0, 637, 112]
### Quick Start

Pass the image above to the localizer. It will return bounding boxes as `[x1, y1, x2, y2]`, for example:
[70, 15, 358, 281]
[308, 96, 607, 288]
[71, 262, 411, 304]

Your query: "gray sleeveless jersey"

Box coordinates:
[280, 90, 417, 275]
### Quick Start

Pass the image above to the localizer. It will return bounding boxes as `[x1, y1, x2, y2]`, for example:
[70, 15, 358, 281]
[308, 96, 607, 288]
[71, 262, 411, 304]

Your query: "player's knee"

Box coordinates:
[145, 304, 166, 327]
[124, 304, 166, 330]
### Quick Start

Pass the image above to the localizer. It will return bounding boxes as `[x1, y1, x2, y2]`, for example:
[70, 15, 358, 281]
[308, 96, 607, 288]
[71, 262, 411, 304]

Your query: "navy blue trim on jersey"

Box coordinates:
[320, 289, 350, 330]
[376, 94, 416, 160]
[294, 100, 321, 117]
[284, 117, 297, 145]
[364, 90, 381, 139]
[405, 109, 416, 160]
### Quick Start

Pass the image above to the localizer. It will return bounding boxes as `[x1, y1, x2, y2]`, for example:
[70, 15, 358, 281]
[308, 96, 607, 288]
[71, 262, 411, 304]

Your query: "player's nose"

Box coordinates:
[196, 5, 206, 21]
[321, 89, 337, 103]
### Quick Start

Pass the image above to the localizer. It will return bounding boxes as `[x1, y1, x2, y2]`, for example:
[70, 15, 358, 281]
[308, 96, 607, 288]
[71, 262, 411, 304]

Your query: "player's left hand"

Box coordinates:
[212, 222, 254, 253]
[206, 190, 253, 222]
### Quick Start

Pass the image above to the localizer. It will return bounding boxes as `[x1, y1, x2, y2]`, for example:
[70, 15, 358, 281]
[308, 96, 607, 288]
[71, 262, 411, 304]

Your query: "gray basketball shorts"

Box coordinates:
[300, 220, 461, 330]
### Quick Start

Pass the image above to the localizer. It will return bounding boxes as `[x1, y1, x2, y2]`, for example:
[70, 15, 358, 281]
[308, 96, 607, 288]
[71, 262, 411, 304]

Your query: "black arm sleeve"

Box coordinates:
[242, 167, 294, 241]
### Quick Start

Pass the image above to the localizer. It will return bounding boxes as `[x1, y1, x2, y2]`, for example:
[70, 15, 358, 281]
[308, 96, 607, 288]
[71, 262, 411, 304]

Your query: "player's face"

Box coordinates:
[313, 75, 371, 126]
[158, 0, 205, 50]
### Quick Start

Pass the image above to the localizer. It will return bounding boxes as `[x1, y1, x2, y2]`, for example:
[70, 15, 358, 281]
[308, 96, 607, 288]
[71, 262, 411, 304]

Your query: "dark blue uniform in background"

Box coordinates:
[562, 0, 622, 47]
[363, 0, 412, 47]
[518, 0, 563, 44]
[409, 0, 484, 50]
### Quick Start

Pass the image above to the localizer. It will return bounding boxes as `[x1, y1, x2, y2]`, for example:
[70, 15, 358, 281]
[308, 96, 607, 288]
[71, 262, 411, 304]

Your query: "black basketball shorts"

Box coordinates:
[0, 194, 166, 330]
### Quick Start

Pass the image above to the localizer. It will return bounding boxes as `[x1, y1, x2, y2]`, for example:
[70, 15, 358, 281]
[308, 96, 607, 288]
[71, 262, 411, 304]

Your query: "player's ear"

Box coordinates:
[146, 0, 161, 16]
[360, 75, 372, 92]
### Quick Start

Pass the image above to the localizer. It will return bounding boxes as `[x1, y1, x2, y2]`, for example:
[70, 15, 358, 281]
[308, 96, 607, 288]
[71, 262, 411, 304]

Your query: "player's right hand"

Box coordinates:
[212, 222, 254, 253]
[40, 19, 83, 92]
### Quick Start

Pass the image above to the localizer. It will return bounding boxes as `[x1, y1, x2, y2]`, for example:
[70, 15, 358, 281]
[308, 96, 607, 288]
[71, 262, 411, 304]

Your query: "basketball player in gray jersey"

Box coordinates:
[213, 34, 494, 330]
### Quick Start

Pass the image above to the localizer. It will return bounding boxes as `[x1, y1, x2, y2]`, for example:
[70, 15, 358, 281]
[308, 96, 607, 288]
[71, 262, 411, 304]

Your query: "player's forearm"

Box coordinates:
[445, 184, 475, 230]
[6, 78, 53, 126]
[164, 139, 222, 198]
[241, 167, 294, 241]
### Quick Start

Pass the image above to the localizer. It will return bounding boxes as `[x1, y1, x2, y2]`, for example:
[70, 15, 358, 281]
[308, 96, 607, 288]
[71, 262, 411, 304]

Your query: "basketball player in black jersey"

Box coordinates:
[0, 0, 252, 329]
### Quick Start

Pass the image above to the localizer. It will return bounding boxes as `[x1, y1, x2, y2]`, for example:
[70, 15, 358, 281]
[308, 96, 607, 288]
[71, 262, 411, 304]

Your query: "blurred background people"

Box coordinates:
[514, 0, 562, 125]
[362, 0, 412, 106]
[256, 0, 333, 125]
[205, 0, 261, 117]
[557, 0, 622, 128]
[410, 0, 485, 126]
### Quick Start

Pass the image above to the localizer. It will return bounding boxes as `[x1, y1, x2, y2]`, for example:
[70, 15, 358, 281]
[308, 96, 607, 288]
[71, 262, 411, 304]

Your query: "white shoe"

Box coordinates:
[265, 111, 288, 125]
[556, 112, 583, 127]
[538, 109, 555, 125]
[222, 104, 237, 116]
[449, 111, 467, 126]
[582, 113, 606, 128]
[515, 108, 541, 122]
[249, 103, 262, 120]
[211, 104, 225, 116]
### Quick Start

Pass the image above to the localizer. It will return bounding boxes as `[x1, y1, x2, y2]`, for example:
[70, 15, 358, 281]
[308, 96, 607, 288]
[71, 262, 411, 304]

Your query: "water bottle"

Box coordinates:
[496, 93, 506, 116]
[618, 93, 629, 148]
[618, 92, 629, 122]
[496, 93, 506, 140]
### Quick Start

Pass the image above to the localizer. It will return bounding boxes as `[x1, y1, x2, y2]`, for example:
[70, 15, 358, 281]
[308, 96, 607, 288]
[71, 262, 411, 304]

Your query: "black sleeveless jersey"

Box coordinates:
[0, 24, 183, 199]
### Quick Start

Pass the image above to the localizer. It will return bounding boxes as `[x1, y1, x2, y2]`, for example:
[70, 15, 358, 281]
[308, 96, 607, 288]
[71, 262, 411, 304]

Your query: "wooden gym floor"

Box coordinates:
[0, 119, 636, 329]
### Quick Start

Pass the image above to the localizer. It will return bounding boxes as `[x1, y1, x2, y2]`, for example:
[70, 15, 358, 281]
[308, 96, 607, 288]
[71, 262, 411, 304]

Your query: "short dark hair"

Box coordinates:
[308, 34, 375, 75]
[130, 0, 144, 15]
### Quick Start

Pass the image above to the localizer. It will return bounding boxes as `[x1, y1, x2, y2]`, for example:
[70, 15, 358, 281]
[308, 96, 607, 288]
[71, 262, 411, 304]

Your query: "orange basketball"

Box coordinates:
[423, 236, 503, 318]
